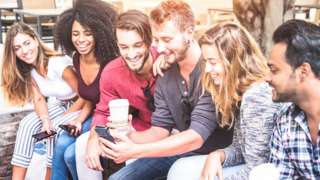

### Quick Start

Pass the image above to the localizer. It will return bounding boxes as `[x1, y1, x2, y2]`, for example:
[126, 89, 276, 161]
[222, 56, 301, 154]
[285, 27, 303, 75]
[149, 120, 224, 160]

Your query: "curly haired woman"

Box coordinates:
[51, 0, 119, 179]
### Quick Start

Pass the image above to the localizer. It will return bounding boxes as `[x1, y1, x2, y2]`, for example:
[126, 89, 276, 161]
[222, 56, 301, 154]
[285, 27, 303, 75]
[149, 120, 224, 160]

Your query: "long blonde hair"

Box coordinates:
[199, 22, 268, 128]
[1, 22, 61, 105]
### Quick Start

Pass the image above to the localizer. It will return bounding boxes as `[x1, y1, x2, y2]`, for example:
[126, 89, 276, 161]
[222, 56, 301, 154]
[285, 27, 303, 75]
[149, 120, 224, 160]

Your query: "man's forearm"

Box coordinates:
[132, 129, 203, 158]
[129, 126, 170, 144]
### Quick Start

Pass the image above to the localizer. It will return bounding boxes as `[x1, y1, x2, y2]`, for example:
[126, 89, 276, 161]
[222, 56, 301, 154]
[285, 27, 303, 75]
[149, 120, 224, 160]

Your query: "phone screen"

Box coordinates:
[32, 130, 56, 142]
[95, 126, 115, 143]
[59, 124, 76, 133]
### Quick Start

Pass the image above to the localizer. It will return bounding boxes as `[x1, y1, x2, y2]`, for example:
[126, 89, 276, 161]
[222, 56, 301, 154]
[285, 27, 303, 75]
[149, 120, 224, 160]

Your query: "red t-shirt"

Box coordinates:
[92, 48, 158, 131]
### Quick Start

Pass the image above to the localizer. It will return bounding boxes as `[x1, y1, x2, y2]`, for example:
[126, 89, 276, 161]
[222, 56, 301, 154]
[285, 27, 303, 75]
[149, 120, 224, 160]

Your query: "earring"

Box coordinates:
[186, 39, 191, 47]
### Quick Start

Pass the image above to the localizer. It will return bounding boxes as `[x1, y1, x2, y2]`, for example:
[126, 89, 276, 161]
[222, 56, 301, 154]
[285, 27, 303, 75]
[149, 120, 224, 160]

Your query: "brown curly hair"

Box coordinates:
[54, 0, 119, 66]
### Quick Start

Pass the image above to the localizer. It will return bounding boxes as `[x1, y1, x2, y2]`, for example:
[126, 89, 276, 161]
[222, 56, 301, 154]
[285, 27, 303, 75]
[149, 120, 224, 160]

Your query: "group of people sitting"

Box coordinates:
[1, 0, 319, 179]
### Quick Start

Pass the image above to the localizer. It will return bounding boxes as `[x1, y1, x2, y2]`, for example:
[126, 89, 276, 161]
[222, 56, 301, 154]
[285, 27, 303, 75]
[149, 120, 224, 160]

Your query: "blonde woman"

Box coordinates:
[167, 22, 283, 180]
[1, 22, 84, 180]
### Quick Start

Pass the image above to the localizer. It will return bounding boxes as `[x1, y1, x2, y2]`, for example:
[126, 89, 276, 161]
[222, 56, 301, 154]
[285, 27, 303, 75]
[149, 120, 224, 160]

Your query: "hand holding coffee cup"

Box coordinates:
[108, 99, 130, 135]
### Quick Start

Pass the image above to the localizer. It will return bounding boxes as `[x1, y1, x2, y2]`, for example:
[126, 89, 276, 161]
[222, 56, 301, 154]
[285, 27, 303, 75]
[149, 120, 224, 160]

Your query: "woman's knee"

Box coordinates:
[167, 155, 207, 180]
[56, 133, 68, 146]
[108, 172, 123, 180]
[64, 143, 75, 165]
[18, 113, 41, 132]
[55, 133, 74, 155]
[167, 158, 185, 179]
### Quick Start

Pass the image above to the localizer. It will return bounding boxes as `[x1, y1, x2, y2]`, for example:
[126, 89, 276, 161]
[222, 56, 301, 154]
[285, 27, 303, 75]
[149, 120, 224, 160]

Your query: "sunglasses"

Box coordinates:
[181, 95, 192, 129]
[129, 105, 140, 118]
[141, 82, 155, 112]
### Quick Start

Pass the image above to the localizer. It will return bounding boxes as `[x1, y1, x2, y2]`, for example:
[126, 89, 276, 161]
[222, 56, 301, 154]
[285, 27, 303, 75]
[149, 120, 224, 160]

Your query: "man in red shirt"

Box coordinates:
[75, 10, 158, 179]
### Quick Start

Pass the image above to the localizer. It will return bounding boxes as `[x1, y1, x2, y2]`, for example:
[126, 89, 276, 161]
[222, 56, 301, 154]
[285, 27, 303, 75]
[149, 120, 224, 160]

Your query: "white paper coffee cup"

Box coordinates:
[109, 99, 129, 126]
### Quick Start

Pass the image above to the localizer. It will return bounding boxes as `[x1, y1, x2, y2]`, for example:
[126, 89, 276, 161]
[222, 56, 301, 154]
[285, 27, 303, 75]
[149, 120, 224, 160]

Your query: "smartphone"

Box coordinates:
[95, 125, 115, 143]
[59, 124, 76, 133]
[32, 130, 57, 142]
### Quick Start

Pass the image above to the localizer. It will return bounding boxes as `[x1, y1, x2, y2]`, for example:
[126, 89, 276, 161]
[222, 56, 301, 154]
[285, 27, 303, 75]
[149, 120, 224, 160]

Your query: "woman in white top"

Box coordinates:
[1, 22, 84, 180]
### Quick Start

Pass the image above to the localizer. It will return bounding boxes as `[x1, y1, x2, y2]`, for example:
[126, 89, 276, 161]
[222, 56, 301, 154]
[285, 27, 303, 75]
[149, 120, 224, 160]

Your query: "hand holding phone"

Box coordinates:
[32, 130, 57, 142]
[95, 125, 115, 143]
[59, 124, 76, 133]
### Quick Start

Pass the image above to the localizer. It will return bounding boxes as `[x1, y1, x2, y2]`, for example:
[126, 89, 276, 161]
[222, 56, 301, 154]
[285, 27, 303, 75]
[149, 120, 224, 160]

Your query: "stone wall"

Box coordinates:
[0, 110, 32, 179]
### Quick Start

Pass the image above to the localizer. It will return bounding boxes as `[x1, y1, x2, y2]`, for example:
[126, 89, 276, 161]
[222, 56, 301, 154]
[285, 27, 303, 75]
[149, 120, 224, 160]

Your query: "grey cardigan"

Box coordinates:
[222, 82, 283, 180]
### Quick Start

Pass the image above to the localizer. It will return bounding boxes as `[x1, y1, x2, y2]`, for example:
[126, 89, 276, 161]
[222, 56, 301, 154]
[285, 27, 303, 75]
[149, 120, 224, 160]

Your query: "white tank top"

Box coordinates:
[31, 55, 77, 100]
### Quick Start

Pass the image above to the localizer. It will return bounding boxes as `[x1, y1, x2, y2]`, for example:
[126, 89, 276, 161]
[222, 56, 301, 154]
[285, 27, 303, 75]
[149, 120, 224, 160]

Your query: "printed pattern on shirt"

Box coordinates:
[269, 104, 320, 179]
[222, 82, 283, 180]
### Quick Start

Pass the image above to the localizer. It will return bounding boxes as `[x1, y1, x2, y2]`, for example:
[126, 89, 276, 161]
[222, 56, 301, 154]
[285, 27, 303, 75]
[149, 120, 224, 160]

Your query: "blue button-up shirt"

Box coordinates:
[269, 104, 320, 179]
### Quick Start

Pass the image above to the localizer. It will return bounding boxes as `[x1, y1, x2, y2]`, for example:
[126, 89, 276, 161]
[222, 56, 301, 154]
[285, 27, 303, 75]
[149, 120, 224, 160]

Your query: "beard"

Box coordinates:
[175, 39, 190, 62]
[272, 89, 296, 103]
[271, 73, 297, 103]
[125, 50, 150, 73]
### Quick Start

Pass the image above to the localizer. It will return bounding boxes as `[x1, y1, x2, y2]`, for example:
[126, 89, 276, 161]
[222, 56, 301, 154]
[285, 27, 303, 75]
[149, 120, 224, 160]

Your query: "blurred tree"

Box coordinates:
[233, 0, 295, 55]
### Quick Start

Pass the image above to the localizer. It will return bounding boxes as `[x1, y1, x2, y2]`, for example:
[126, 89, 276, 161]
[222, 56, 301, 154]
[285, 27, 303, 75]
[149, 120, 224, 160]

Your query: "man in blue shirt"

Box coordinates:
[267, 19, 320, 179]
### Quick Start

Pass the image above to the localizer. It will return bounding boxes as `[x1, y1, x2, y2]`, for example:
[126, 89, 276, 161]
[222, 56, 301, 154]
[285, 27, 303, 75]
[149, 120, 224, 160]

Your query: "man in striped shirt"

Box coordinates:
[267, 19, 320, 179]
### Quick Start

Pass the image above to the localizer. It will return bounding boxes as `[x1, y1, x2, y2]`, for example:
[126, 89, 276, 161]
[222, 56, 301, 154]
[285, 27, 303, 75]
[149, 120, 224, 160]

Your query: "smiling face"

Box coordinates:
[116, 29, 150, 73]
[201, 44, 225, 87]
[151, 20, 190, 64]
[13, 33, 39, 66]
[266, 43, 298, 102]
[71, 20, 95, 56]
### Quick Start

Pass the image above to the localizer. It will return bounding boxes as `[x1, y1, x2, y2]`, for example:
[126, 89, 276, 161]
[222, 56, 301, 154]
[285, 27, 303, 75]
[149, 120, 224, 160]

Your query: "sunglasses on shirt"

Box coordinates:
[181, 95, 192, 129]
[141, 82, 155, 112]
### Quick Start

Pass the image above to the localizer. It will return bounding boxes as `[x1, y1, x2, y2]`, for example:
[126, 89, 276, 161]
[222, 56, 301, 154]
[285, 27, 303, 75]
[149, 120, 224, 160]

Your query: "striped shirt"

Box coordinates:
[269, 104, 320, 179]
[223, 82, 283, 180]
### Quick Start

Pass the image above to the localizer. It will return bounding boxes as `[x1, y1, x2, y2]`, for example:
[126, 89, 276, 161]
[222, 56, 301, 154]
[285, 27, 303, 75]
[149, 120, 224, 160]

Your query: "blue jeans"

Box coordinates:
[51, 117, 92, 180]
[108, 155, 185, 180]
